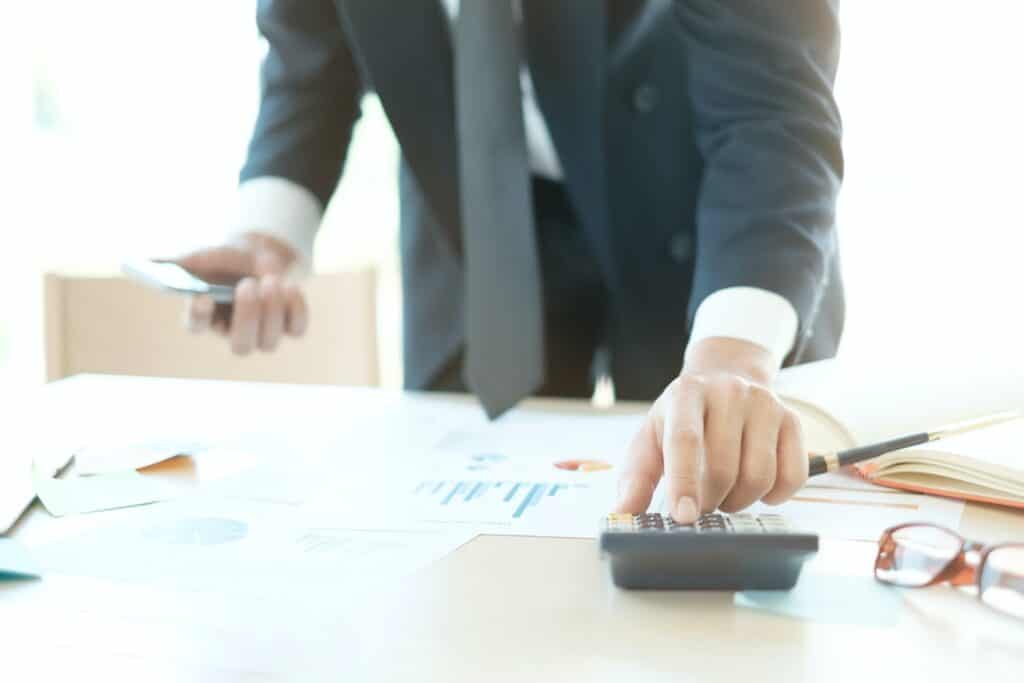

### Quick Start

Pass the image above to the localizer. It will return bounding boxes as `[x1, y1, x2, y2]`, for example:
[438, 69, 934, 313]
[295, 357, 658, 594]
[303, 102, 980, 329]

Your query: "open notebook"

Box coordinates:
[777, 359, 1024, 509]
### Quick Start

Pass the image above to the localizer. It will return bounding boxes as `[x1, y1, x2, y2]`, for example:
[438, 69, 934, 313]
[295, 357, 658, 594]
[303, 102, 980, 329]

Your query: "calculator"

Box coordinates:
[600, 512, 818, 590]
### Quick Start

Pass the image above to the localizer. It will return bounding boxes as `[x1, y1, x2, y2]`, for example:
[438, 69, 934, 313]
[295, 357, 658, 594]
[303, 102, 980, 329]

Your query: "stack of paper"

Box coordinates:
[34, 497, 474, 603]
[23, 368, 980, 599]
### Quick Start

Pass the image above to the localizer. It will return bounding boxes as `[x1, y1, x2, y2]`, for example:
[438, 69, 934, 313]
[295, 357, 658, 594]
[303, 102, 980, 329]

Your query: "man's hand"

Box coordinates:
[616, 337, 807, 523]
[173, 232, 308, 355]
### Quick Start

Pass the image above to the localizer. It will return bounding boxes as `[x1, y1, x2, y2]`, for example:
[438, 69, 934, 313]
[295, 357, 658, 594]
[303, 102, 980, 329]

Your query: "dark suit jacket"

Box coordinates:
[240, 0, 845, 399]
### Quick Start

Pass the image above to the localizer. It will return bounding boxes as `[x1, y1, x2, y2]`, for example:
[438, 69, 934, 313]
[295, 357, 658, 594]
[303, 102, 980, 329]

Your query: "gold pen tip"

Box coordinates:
[929, 411, 1024, 441]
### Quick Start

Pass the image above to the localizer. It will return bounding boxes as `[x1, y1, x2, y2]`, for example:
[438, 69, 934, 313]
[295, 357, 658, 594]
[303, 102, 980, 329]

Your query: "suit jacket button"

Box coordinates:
[632, 84, 659, 113]
[669, 232, 692, 263]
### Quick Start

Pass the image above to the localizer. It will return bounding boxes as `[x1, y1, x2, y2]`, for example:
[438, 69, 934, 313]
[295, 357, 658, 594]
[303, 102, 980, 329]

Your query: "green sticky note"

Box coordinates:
[0, 538, 41, 579]
[735, 572, 904, 627]
[33, 462, 176, 517]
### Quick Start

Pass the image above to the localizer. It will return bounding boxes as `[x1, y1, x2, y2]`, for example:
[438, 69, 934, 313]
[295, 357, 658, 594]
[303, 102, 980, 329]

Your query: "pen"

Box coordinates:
[807, 411, 1023, 476]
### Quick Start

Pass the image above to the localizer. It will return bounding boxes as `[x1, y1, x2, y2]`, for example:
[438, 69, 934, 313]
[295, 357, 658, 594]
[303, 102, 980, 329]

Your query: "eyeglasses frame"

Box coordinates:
[875, 523, 1024, 610]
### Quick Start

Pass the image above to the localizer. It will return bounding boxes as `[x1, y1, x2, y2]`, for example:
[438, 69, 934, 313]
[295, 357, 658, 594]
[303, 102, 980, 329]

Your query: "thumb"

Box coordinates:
[252, 245, 291, 277]
[171, 246, 254, 279]
[615, 407, 665, 515]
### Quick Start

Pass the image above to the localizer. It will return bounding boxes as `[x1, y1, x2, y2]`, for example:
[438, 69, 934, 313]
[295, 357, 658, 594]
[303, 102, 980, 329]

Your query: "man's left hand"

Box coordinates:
[615, 337, 807, 524]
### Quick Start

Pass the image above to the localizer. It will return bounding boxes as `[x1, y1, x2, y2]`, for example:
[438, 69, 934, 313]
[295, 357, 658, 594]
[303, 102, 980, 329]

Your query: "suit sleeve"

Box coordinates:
[676, 0, 843, 336]
[240, 0, 362, 207]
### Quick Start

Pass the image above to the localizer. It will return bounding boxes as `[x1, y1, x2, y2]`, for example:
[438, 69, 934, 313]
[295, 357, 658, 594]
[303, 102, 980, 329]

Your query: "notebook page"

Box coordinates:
[776, 357, 1024, 445]
[897, 418, 1024, 474]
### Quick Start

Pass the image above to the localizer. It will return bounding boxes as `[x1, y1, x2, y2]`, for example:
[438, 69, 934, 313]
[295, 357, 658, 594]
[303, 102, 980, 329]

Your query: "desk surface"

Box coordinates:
[4, 375, 1024, 682]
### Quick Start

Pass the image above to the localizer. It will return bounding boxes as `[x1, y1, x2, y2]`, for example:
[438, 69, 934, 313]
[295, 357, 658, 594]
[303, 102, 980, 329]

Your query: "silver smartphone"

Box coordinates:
[122, 260, 237, 303]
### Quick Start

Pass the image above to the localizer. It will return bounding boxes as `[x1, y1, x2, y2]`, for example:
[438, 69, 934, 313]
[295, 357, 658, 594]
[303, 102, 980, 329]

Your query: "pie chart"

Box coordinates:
[553, 459, 613, 472]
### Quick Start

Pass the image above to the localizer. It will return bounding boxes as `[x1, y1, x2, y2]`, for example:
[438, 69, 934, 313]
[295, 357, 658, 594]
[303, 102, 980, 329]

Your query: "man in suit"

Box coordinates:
[178, 0, 844, 522]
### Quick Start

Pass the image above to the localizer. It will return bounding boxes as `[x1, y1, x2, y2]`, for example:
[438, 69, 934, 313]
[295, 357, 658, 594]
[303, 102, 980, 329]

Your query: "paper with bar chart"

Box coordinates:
[373, 453, 617, 538]
[403, 474, 606, 536]
[413, 479, 576, 517]
[301, 412, 644, 538]
[310, 422, 630, 539]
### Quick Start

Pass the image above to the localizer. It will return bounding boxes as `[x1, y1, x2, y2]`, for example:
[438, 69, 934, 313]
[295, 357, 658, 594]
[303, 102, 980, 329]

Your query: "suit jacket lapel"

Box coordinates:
[522, 0, 615, 286]
[338, 0, 463, 257]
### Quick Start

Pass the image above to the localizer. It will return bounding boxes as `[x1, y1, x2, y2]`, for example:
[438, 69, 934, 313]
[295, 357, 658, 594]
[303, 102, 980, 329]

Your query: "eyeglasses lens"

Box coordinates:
[876, 525, 962, 587]
[979, 545, 1024, 619]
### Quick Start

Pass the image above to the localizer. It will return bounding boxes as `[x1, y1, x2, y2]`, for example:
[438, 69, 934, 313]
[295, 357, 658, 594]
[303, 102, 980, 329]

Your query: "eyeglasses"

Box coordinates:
[875, 523, 1024, 619]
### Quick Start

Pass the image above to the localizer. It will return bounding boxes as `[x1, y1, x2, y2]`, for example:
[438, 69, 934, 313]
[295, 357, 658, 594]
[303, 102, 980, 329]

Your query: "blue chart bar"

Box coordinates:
[414, 479, 574, 520]
[441, 482, 464, 505]
[465, 482, 485, 502]
[513, 483, 546, 519]
[504, 482, 523, 502]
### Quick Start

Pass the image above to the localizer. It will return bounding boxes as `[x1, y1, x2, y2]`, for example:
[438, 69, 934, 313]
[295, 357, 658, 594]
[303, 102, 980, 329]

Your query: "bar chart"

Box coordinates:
[412, 479, 580, 519]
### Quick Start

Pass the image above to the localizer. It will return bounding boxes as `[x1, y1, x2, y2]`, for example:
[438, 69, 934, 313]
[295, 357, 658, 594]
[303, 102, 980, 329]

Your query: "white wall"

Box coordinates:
[835, 4, 1024, 365]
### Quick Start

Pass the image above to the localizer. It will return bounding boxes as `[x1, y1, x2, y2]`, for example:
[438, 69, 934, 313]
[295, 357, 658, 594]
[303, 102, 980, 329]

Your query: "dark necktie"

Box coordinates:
[455, 0, 544, 419]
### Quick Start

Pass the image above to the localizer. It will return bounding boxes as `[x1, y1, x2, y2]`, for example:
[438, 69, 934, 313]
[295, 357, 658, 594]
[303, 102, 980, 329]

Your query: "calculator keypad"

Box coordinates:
[604, 512, 791, 534]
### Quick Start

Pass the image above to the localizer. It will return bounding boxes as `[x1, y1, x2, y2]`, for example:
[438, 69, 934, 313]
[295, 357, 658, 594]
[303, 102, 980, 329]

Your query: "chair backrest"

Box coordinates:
[44, 269, 379, 386]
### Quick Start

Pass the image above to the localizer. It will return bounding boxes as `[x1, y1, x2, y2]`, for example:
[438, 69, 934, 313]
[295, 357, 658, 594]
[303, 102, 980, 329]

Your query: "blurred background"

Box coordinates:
[2, 1, 1022, 394]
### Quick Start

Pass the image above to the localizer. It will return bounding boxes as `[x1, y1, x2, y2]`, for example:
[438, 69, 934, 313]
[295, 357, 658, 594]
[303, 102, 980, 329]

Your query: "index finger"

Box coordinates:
[185, 294, 215, 333]
[282, 283, 308, 337]
[662, 377, 706, 524]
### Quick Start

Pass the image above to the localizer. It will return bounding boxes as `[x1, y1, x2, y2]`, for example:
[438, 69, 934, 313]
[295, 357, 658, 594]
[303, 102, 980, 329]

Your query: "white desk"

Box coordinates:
[4, 375, 1024, 682]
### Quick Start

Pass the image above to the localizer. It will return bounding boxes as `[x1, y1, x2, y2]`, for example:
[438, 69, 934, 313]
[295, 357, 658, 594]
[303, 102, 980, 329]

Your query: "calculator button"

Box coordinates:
[639, 514, 665, 529]
[730, 514, 762, 533]
[697, 513, 729, 533]
[604, 513, 637, 532]
[757, 514, 790, 532]
[664, 516, 692, 532]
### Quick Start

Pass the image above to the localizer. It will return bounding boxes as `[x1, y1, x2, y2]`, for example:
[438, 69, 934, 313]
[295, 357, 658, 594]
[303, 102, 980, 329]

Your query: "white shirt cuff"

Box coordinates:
[686, 287, 799, 369]
[234, 176, 323, 271]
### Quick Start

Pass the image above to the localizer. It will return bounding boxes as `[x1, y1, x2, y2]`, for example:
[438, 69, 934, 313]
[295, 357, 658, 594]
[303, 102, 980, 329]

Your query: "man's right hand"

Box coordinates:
[173, 232, 308, 355]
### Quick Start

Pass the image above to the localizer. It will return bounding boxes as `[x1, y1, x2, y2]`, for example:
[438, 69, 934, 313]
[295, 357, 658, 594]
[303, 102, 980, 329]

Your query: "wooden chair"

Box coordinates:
[43, 269, 379, 386]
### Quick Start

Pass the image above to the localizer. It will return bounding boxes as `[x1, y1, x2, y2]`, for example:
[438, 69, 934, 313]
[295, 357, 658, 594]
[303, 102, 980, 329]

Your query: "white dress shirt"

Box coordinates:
[234, 0, 799, 369]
